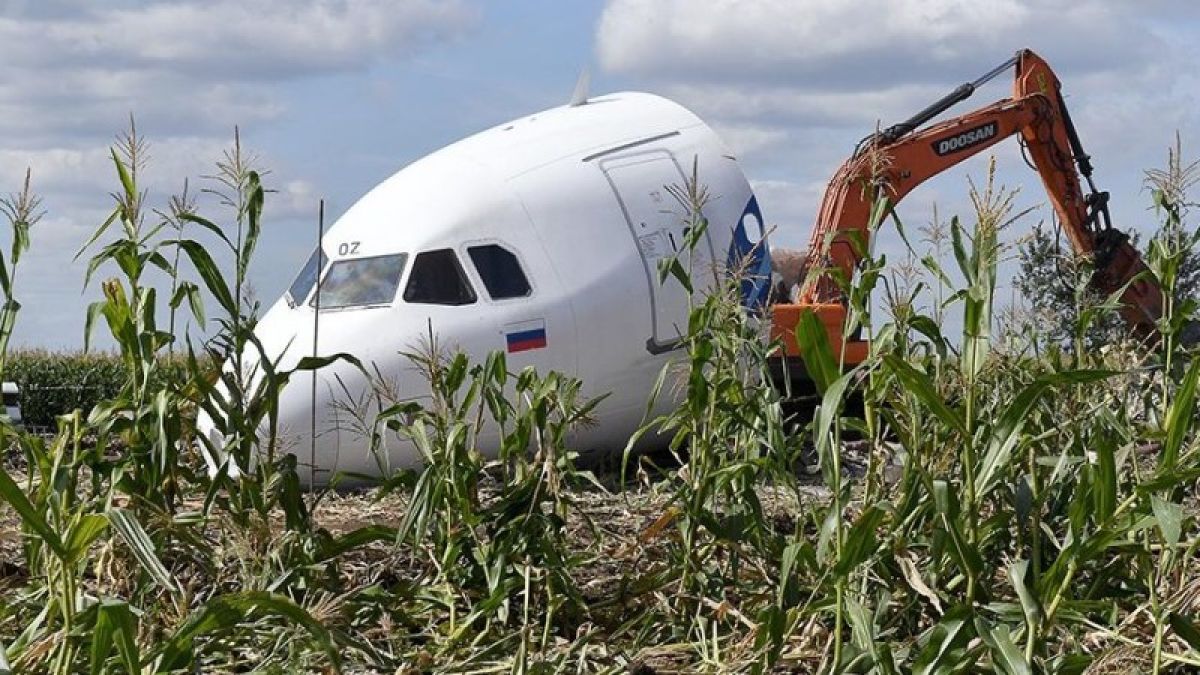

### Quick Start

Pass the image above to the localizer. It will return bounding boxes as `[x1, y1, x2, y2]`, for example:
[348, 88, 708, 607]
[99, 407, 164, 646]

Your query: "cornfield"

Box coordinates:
[3, 350, 193, 430]
[1, 124, 1200, 674]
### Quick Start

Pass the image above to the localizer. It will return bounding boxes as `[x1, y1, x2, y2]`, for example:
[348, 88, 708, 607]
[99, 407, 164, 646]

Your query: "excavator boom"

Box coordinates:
[773, 49, 1162, 363]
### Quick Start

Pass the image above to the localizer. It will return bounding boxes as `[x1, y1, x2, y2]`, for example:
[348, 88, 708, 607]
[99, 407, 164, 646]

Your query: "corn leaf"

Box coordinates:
[174, 239, 236, 316]
[0, 250, 10, 299]
[795, 308, 839, 394]
[933, 480, 984, 580]
[899, 555, 943, 614]
[241, 172, 264, 274]
[976, 369, 1114, 499]
[835, 504, 884, 576]
[10, 217, 29, 265]
[91, 599, 139, 675]
[65, 513, 108, 563]
[845, 594, 897, 674]
[1152, 495, 1183, 546]
[1162, 353, 1200, 470]
[0, 466, 65, 558]
[109, 507, 178, 592]
[318, 525, 397, 562]
[949, 216, 971, 286]
[814, 370, 855, 489]
[882, 354, 965, 436]
[111, 148, 136, 205]
[1093, 434, 1117, 523]
[1169, 612, 1200, 653]
[658, 256, 693, 293]
[912, 605, 974, 675]
[975, 619, 1031, 675]
[155, 591, 340, 671]
[74, 207, 119, 262]
[177, 212, 234, 251]
[1008, 559, 1040, 640]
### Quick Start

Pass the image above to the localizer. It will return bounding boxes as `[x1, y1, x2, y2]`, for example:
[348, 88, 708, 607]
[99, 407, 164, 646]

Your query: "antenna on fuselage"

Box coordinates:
[309, 199, 324, 491]
[568, 68, 590, 107]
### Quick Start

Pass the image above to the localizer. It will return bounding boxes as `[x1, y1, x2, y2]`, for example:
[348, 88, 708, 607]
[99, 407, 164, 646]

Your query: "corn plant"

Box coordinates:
[165, 131, 355, 551]
[0, 169, 38, 383]
[619, 162, 795, 672]
[371, 336, 601, 668]
[760, 156, 1200, 673]
[0, 170, 184, 674]
[158, 179, 200, 357]
[75, 121, 196, 514]
[1, 415, 113, 674]
[1140, 140, 1200, 671]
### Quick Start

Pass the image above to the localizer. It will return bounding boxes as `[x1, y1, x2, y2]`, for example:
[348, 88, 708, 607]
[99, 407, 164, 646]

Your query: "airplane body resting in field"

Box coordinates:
[201, 91, 771, 485]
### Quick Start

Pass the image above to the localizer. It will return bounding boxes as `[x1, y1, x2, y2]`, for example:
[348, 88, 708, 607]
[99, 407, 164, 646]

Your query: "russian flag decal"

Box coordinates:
[505, 319, 547, 353]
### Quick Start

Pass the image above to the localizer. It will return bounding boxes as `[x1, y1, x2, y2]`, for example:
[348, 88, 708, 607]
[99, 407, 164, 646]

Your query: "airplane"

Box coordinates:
[199, 88, 772, 486]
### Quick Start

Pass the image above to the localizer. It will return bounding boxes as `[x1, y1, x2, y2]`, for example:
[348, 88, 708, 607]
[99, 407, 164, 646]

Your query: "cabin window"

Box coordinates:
[286, 247, 327, 306]
[468, 244, 531, 299]
[311, 254, 407, 309]
[404, 249, 477, 305]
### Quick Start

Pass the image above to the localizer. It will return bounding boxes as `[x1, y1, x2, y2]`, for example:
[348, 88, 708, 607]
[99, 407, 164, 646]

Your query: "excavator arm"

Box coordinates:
[772, 49, 1162, 363]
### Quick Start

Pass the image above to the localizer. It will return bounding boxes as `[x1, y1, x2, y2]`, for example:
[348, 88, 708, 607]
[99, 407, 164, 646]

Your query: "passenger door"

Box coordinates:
[600, 151, 712, 353]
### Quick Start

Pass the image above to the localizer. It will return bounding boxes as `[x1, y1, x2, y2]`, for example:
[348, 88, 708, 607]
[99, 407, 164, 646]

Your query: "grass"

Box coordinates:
[1, 126, 1200, 673]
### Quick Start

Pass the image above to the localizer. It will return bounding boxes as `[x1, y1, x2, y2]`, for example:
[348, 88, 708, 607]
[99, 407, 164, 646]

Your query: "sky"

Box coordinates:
[0, 0, 1198, 349]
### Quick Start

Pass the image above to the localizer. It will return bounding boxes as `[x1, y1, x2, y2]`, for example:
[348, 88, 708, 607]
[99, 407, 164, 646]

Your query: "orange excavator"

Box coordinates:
[771, 48, 1164, 369]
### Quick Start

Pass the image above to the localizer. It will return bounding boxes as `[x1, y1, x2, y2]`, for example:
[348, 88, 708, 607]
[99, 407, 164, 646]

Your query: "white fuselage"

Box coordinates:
[206, 92, 770, 485]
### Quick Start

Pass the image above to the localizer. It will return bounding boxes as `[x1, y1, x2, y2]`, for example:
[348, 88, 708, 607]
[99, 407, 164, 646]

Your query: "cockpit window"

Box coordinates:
[311, 254, 407, 309]
[286, 247, 327, 306]
[403, 249, 476, 305]
[468, 244, 531, 300]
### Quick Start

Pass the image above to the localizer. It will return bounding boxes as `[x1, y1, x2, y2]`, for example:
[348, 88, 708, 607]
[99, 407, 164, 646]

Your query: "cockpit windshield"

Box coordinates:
[286, 248, 327, 307]
[311, 254, 407, 309]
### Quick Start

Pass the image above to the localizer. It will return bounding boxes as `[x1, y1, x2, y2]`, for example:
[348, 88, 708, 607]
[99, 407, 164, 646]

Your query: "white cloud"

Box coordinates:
[0, 136, 222, 195]
[0, 1, 474, 75]
[710, 123, 789, 159]
[596, 0, 1200, 250]
[0, 1, 479, 349]
[0, 1, 474, 141]
[665, 81, 947, 128]
[596, 0, 1200, 338]
[595, 0, 1194, 86]
[600, 0, 1030, 80]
